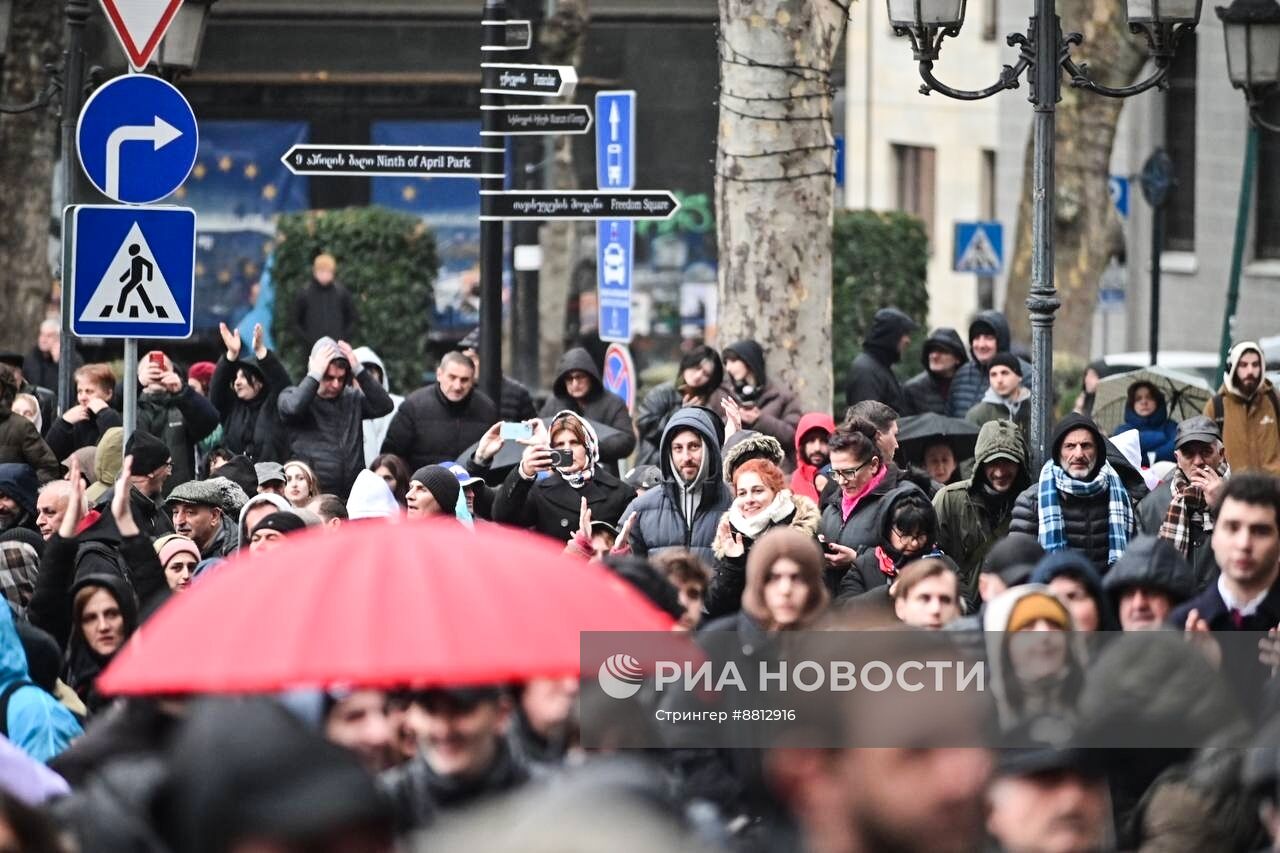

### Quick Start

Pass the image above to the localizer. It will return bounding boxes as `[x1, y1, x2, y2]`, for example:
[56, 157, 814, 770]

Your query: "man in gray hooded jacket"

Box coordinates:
[618, 407, 732, 566]
[278, 337, 394, 497]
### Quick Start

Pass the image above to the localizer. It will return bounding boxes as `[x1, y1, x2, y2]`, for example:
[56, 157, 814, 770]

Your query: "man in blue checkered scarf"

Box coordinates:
[1010, 413, 1135, 573]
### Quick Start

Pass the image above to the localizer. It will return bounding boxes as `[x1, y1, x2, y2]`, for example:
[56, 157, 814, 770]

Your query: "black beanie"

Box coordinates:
[126, 430, 171, 476]
[987, 352, 1023, 377]
[250, 511, 308, 538]
[410, 465, 460, 516]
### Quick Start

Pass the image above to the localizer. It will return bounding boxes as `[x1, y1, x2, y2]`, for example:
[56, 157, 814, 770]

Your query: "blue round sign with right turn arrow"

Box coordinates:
[76, 74, 198, 205]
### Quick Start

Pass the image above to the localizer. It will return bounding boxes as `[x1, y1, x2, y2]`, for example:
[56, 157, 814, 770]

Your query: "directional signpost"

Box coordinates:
[480, 63, 578, 98]
[595, 91, 637, 343]
[100, 0, 185, 71]
[76, 74, 198, 205]
[281, 144, 504, 178]
[480, 105, 593, 136]
[480, 190, 678, 221]
[480, 19, 532, 51]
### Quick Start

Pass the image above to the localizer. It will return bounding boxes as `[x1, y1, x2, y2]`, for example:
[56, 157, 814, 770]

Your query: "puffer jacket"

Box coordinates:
[1102, 534, 1197, 615]
[538, 348, 636, 466]
[278, 337, 395, 496]
[136, 387, 220, 495]
[703, 493, 821, 619]
[352, 347, 403, 467]
[1136, 474, 1219, 591]
[843, 308, 916, 414]
[721, 339, 804, 469]
[634, 383, 730, 469]
[381, 384, 497, 474]
[619, 407, 733, 565]
[209, 350, 292, 463]
[1204, 341, 1280, 476]
[947, 311, 1033, 417]
[1009, 414, 1133, 573]
[933, 419, 1031, 607]
[902, 327, 968, 416]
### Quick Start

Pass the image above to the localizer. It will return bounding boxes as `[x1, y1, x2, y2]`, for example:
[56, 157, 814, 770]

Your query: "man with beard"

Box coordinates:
[380, 687, 531, 832]
[790, 412, 835, 503]
[933, 420, 1030, 610]
[1205, 341, 1280, 476]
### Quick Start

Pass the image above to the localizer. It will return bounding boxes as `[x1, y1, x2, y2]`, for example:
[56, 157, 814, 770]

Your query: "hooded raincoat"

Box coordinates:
[902, 327, 968, 416]
[933, 419, 1031, 606]
[539, 348, 637, 466]
[843, 308, 916, 414]
[352, 347, 404, 467]
[619, 407, 733, 565]
[209, 347, 292, 463]
[721, 339, 804, 468]
[789, 412, 835, 503]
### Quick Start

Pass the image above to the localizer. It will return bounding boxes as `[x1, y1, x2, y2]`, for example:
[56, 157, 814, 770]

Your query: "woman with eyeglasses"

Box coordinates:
[835, 483, 956, 602]
[817, 416, 902, 592]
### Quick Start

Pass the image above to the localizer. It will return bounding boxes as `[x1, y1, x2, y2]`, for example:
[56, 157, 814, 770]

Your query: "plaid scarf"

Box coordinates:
[0, 541, 38, 617]
[1037, 460, 1133, 566]
[1160, 464, 1230, 559]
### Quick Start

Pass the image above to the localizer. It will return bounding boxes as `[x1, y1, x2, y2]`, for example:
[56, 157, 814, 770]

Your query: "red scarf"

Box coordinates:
[876, 546, 897, 578]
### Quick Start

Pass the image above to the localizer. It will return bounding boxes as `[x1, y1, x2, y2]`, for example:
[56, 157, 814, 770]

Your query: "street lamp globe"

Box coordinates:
[1216, 0, 1280, 93]
[1128, 0, 1204, 25]
[886, 0, 967, 32]
[156, 0, 216, 71]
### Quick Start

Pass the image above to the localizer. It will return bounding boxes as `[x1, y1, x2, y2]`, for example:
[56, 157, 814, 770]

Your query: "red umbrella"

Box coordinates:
[98, 518, 673, 696]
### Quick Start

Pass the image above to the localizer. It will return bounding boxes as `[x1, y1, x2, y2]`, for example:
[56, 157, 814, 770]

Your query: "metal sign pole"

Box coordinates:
[478, 0, 507, 405]
[122, 338, 137, 444]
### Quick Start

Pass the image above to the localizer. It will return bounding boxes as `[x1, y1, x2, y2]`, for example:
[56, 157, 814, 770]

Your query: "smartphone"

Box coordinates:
[547, 448, 572, 468]
[500, 421, 533, 441]
[148, 352, 165, 368]
[817, 535, 836, 554]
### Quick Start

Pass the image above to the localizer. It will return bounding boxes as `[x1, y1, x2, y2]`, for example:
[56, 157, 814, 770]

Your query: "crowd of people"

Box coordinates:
[2, 279, 1280, 852]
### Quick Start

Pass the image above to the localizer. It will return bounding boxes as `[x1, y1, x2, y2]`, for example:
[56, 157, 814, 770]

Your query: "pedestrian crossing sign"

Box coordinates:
[953, 221, 1003, 276]
[67, 205, 196, 339]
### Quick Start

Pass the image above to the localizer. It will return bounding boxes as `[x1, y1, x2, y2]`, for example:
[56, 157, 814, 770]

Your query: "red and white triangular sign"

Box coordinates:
[99, 0, 185, 71]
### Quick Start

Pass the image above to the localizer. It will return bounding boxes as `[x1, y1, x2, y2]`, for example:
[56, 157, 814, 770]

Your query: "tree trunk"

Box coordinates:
[1003, 0, 1145, 356]
[537, 0, 588, 389]
[0, 0, 62, 350]
[715, 0, 846, 413]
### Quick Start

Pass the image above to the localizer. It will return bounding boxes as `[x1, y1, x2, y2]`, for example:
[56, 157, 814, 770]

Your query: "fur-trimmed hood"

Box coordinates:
[722, 431, 785, 483]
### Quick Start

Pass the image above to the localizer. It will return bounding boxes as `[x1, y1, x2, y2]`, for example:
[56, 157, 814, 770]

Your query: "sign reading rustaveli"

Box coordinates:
[580, 630, 1280, 751]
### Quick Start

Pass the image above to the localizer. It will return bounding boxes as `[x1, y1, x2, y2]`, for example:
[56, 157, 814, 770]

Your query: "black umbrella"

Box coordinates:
[896, 413, 981, 467]
[456, 416, 627, 485]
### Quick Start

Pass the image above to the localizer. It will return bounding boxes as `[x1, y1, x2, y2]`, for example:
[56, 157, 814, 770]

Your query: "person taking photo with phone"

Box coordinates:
[491, 413, 632, 542]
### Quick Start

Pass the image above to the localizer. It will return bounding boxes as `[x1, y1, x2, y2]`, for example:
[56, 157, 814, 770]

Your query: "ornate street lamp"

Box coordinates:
[886, 0, 1200, 466]
[156, 0, 217, 72]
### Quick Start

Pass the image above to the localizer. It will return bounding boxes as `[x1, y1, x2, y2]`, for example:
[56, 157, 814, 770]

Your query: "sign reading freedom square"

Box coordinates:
[481, 190, 680, 221]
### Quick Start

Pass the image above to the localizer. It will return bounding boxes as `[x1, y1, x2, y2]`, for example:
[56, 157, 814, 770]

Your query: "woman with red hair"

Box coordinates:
[704, 457, 820, 619]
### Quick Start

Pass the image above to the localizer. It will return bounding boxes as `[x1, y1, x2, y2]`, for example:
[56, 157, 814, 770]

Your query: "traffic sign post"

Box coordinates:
[595, 91, 638, 343]
[595, 91, 635, 190]
[602, 343, 637, 413]
[480, 19, 532, 51]
[479, 105, 593, 136]
[100, 0, 185, 71]
[68, 205, 196, 339]
[480, 190, 679, 221]
[281, 145, 504, 178]
[76, 74, 198, 204]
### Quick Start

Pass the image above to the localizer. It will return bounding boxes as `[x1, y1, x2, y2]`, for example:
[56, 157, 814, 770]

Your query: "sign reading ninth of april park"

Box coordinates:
[281, 145, 505, 179]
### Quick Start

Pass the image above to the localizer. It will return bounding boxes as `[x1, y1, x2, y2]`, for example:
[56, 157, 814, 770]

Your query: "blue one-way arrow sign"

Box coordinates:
[76, 74, 198, 205]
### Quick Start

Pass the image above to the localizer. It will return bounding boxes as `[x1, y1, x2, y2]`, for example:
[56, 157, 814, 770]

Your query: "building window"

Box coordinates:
[1258, 99, 1280, 260]
[1163, 34, 1197, 253]
[893, 143, 936, 246]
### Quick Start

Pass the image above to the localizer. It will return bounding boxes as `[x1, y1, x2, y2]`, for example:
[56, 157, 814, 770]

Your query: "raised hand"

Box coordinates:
[59, 457, 85, 539]
[62, 405, 90, 424]
[252, 323, 267, 359]
[219, 322, 242, 360]
[519, 444, 554, 479]
[337, 340, 361, 372]
[308, 342, 339, 377]
[112, 455, 139, 538]
[575, 497, 593, 541]
[475, 422, 505, 465]
[716, 516, 745, 559]
[610, 513, 637, 556]
[721, 397, 742, 442]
